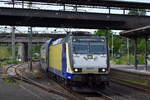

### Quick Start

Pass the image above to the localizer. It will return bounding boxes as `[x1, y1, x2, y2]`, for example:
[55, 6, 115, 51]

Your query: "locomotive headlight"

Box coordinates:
[99, 68, 107, 72]
[73, 38, 76, 42]
[102, 68, 106, 72]
[74, 68, 82, 72]
[74, 68, 78, 72]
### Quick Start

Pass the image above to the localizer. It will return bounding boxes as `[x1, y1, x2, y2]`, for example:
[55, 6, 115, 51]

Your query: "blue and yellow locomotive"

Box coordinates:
[40, 32, 109, 89]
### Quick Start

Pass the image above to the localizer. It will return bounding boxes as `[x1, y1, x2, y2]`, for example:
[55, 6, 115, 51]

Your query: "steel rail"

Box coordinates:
[111, 78, 150, 94]
[56, 80, 114, 100]
[104, 86, 132, 99]
[97, 91, 113, 100]
[54, 80, 86, 100]
[14, 76, 82, 100]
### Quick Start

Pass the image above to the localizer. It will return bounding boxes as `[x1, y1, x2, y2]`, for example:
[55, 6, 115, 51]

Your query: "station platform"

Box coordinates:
[111, 64, 150, 75]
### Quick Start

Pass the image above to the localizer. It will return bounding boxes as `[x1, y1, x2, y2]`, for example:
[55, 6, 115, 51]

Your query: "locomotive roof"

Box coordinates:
[51, 35, 106, 45]
[67, 31, 92, 36]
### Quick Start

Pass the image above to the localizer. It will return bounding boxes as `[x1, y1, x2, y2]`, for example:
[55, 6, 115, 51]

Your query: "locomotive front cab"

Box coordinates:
[68, 36, 109, 87]
[71, 36, 108, 74]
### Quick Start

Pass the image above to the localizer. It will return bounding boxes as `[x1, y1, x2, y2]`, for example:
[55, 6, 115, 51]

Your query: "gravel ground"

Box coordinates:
[0, 78, 59, 100]
[17, 80, 67, 100]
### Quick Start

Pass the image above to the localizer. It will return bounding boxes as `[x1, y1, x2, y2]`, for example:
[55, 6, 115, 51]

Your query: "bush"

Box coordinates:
[111, 55, 145, 65]
[0, 47, 11, 59]
[0, 60, 20, 67]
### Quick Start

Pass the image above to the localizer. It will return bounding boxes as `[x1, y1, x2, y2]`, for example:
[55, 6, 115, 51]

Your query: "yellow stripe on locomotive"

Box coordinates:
[49, 44, 62, 71]
[66, 43, 73, 73]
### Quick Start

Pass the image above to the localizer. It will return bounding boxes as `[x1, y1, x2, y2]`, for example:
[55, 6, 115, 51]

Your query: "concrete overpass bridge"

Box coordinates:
[1, 0, 150, 63]
[0, 33, 66, 61]
[1, 7, 150, 30]
[0, 33, 66, 43]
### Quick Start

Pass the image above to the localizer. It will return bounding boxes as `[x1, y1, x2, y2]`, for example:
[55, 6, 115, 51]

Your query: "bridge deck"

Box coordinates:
[0, 7, 150, 30]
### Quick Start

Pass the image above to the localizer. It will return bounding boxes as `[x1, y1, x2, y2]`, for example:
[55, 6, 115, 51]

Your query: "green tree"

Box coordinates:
[128, 9, 147, 54]
[138, 39, 145, 53]
[128, 9, 146, 16]
[0, 47, 11, 59]
[95, 29, 112, 47]
[95, 29, 122, 56]
[113, 35, 121, 54]
[32, 44, 41, 53]
[95, 29, 112, 37]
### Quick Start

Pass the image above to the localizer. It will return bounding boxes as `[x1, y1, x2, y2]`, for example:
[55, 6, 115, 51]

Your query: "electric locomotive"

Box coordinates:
[40, 31, 109, 89]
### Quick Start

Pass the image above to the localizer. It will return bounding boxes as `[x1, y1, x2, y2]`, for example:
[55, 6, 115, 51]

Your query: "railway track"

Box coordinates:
[14, 76, 82, 100]
[55, 81, 86, 100]
[83, 93, 112, 100]
[96, 91, 113, 100]
[15, 75, 113, 100]
[17, 75, 150, 100]
[3, 62, 150, 100]
[55, 80, 113, 100]
[5, 63, 113, 100]
[5, 64, 80, 100]
[111, 78, 150, 94]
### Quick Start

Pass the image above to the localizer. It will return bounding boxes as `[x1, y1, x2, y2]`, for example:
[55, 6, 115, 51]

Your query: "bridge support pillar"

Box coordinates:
[18, 43, 28, 62]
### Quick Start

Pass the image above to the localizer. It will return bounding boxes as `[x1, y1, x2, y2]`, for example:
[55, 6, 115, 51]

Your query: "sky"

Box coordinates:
[0, 0, 150, 34]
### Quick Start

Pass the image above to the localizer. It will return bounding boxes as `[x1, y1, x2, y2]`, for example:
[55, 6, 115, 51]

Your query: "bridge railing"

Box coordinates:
[0, 0, 150, 16]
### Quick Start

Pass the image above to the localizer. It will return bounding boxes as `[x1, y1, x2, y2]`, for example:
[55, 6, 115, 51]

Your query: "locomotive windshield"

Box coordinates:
[73, 41, 106, 54]
[90, 42, 106, 54]
[74, 42, 89, 54]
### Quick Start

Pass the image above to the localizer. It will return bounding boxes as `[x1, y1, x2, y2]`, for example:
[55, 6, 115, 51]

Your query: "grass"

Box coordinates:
[3, 78, 15, 84]
[0, 47, 11, 59]
[127, 79, 149, 86]
[2, 74, 15, 84]
[0, 60, 20, 67]
[111, 55, 145, 65]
